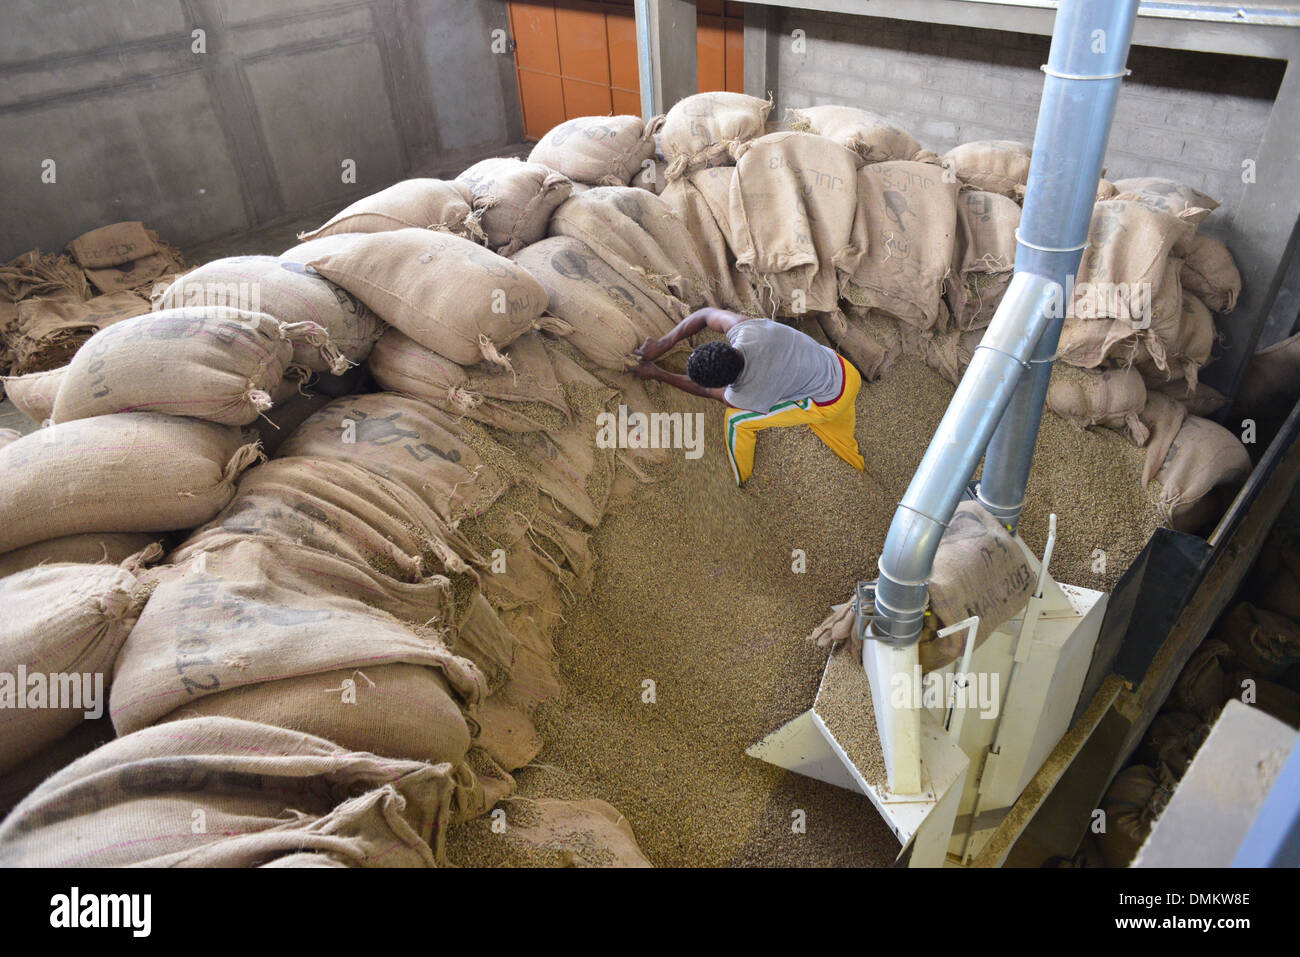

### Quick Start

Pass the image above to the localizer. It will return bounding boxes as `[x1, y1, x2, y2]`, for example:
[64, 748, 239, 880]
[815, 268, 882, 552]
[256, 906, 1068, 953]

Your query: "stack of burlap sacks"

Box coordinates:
[0, 222, 187, 396]
[0, 118, 677, 867]
[0, 93, 1281, 867]
[1093, 521, 1300, 867]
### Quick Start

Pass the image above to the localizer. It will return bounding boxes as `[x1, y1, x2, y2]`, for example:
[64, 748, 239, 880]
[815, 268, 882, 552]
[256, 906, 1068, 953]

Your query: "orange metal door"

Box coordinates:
[507, 0, 744, 140]
[698, 0, 745, 94]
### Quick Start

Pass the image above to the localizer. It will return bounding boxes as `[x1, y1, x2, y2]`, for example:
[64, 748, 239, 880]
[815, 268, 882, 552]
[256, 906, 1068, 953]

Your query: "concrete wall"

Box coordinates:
[771, 10, 1285, 245]
[0, 0, 523, 261]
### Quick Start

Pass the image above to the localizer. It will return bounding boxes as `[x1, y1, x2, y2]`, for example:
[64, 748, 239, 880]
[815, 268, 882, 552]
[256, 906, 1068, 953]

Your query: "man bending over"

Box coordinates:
[634, 308, 866, 486]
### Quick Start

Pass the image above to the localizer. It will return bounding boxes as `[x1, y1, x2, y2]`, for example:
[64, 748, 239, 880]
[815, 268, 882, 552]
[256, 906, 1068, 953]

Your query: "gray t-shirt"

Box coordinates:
[723, 319, 844, 412]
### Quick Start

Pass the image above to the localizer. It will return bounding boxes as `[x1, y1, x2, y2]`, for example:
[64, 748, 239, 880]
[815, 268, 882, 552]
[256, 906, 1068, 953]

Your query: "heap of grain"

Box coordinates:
[0, 92, 1255, 869]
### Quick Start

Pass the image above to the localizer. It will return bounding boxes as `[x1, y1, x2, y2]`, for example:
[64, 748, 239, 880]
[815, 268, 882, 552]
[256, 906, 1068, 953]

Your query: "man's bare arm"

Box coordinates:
[633, 361, 728, 402]
[635, 308, 750, 361]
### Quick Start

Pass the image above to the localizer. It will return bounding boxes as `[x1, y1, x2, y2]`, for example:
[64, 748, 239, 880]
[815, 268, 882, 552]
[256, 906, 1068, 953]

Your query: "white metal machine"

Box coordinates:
[748, 516, 1108, 867]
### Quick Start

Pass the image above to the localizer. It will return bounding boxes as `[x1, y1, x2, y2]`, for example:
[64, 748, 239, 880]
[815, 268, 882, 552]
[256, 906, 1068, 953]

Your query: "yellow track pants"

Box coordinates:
[724, 355, 866, 486]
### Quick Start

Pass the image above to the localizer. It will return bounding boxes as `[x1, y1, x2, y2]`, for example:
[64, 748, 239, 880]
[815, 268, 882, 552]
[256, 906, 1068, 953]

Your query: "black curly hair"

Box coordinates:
[686, 341, 744, 388]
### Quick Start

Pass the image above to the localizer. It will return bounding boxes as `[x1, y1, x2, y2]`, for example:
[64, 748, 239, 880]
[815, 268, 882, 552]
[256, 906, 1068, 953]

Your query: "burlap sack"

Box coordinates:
[549, 185, 712, 308]
[1222, 668, 1300, 726]
[787, 105, 932, 164]
[66, 222, 158, 269]
[842, 161, 959, 330]
[81, 229, 185, 295]
[1255, 530, 1300, 622]
[817, 309, 892, 381]
[458, 409, 615, 528]
[1215, 602, 1300, 680]
[1153, 378, 1228, 417]
[1171, 639, 1232, 718]
[0, 717, 112, 821]
[157, 256, 381, 371]
[631, 158, 670, 195]
[0, 414, 259, 553]
[947, 190, 1019, 329]
[457, 482, 592, 614]
[1154, 415, 1250, 527]
[1180, 233, 1241, 313]
[1074, 201, 1193, 321]
[927, 501, 1035, 652]
[51, 308, 304, 426]
[0, 563, 147, 774]
[369, 328, 571, 433]
[0, 716, 460, 867]
[1, 365, 64, 423]
[660, 91, 772, 180]
[941, 140, 1032, 199]
[249, 386, 332, 457]
[1136, 291, 1215, 390]
[155, 660, 473, 767]
[1137, 712, 1208, 778]
[111, 535, 485, 740]
[1137, 390, 1189, 488]
[528, 114, 661, 187]
[1098, 764, 1176, 866]
[451, 796, 651, 867]
[306, 229, 548, 367]
[0, 249, 91, 302]
[511, 236, 681, 370]
[1059, 259, 1186, 371]
[456, 157, 574, 255]
[659, 167, 761, 313]
[1112, 177, 1219, 226]
[187, 455, 479, 583]
[9, 290, 151, 375]
[728, 132, 866, 315]
[1236, 330, 1300, 421]
[1047, 364, 1149, 445]
[0, 428, 19, 450]
[297, 178, 479, 242]
[0, 532, 160, 579]
[276, 392, 509, 523]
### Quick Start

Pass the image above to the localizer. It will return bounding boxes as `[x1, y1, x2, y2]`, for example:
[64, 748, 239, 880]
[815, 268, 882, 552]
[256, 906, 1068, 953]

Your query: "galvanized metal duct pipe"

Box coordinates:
[977, 0, 1140, 528]
[869, 0, 1139, 649]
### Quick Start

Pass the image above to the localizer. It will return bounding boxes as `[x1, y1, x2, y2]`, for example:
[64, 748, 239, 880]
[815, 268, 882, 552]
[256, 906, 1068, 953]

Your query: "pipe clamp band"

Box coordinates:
[896, 501, 950, 531]
[976, 484, 1026, 513]
[1028, 352, 1060, 364]
[1015, 228, 1089, 254]
[876, 556, 931, 590]
[1040, 65, 1132, 81]
[974, 343, 1030, 371]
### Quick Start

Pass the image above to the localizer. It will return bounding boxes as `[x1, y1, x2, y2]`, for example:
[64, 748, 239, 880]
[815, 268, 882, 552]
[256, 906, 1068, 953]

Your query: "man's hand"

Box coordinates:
[635, 336, 670, 362]
[632, 360, 662, 381]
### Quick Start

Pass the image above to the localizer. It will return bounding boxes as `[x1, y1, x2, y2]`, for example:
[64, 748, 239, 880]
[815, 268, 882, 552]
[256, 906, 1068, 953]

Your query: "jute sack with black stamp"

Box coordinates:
[306, 229, 549, 367]
[0, 414, 260, 553]
[842, 161, 959, 331]
[368, 328, 571, 433]
[728, 131, 866, 315]
[456, 157, 574, 255]
[156, 256, 381, 371]
[660, 92, 772, 180]
[51, 308, 304, 426]
[0, 716, 461, 867]
[0, 562, 147, 774]
[528, 114, 661, 187]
